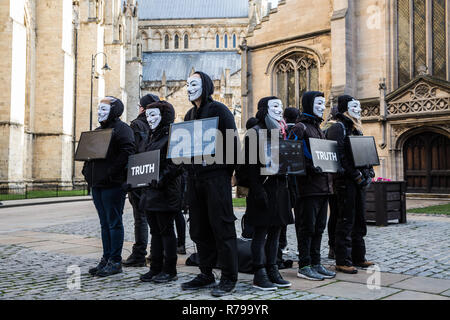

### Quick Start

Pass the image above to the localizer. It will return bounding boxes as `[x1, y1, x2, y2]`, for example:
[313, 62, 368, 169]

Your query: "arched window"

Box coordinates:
[274, 53, 319, 110]
[137, 44, 141, 58]
[224, 34, 228, 48]
[174, 34, 179, 49]
[233, 34, 237, 48]
[216, 34, 220, 48]
[164, 34, 169, 49]
[397, 0, 448, 86]
[184, 34, 189, 49]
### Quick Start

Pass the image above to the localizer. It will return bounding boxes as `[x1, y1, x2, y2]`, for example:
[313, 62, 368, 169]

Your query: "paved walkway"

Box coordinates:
[0, 200, 449, 300]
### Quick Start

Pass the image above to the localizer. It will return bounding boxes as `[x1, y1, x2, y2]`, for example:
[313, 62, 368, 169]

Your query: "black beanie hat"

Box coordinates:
[140, 94, 160, 108]
[337, 95, 354, 113]
[283, 107, 300, 123]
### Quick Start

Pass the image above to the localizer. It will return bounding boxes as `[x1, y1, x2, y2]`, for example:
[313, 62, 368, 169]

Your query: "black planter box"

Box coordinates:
[365, 181, 407, 226]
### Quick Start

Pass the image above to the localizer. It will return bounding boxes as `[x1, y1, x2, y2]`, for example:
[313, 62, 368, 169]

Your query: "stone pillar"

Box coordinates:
[0, 0, 27, 188]
[32, 0, 75, 186]
[330, 0, 356, 97]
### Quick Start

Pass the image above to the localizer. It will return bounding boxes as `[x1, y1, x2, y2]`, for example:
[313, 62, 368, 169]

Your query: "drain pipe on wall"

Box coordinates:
[72, 22, 79, 186]
[378, 78, 387, 150]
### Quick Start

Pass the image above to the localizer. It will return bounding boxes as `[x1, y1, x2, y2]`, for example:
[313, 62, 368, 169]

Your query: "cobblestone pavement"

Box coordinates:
[0, 201, 449, 300]
[34, 209, 450, 279]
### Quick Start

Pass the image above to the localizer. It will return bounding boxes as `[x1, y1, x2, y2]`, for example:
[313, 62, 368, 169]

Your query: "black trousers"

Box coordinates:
[251, 226, 281, 269]
[335, 181, 367, 266]
[128, 191, 148, 259]
[188, 172, 238, 281]
[327, 194, 338, 250]
[146, 211, 177, 275]
[175, 210, 186, 247]
[297, 196, 328, 268]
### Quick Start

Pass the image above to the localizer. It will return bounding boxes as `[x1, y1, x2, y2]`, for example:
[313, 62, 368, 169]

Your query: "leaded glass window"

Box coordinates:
[164, 34, 169, 49]
[274, 53, 319, 110]
[184, 34, 189, 49]
[396, 0, 448, 86]
[174, 34, 179, 49]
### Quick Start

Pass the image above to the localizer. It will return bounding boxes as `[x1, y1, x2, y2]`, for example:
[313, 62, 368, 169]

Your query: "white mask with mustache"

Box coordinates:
[146, 108, 162, 130]
[267, 99, 283, 121]
[98, 103, 111, 123]
[313, 97, 326, 118]
[348, 99, 362, 120]
[187, 76, 203, 102]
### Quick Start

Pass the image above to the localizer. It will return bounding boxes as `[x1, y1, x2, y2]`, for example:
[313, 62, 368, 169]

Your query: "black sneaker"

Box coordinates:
[312, 264, 336, 279]
[89, 257, 107, 276]
[211, 279, 236, 297]
[181, 273, 216, 290]
[253, 268, 277, 291]
[123, 254, 146, 267]
[140, 269, 159, 282]
[297, 266, 324, 281]
[96, 260, 122, 277]
[177, 245, 186, 255]
[153, 272, 178, 284]
[267, 265, 291, 288]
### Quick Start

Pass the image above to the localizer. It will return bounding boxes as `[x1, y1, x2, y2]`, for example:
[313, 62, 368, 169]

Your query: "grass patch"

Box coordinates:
[233, 197, 247, 207]
[0, 189, 88, 201]
[407, 203, 450, 215]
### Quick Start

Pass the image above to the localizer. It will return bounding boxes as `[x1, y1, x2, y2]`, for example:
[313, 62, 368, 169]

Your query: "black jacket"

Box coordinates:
[184, 71, 238, 177]
[241, 118, 293, 227]
[326, 113, 372, 182]
[82, 99, 135, 188]
[130, 112, 150, 154]
[288, 92, 333, 196]
[140, 102, 183, 213]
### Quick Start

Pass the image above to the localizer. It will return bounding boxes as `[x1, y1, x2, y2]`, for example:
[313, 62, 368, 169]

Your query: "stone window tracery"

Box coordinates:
[396, 0, 448, 87]
[274, 53, 319, 109]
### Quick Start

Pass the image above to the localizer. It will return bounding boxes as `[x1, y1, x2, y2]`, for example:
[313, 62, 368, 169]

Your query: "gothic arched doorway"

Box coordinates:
[403, 132, 450, 193]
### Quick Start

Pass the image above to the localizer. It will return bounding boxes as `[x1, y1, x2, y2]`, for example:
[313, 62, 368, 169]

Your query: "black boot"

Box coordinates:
[123, 253, 146, 267]
[267, 264, 291, 288]
[181, 273, 216, 290]
[211, 279, 237, 297]
[96, 259, 122, 277]
[140, 269, 159, 282]
[89, 257, 107, 276]
[253, 268, 277, 291]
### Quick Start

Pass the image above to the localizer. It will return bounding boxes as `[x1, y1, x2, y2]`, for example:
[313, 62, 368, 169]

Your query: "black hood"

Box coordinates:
[245, 117, 259, 130]
[255, 96, 279, 122]
[301, 91, 324, 116]
[101, 96, 124, 128]
[192, 71, 214, 108]
[283, 107, 300, 123]
[140, 93, 160, 108]
[337, 95, 354, 114]
[146, 100, 175, 133]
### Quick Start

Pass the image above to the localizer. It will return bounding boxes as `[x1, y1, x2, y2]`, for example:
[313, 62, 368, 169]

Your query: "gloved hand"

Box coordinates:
[355, 175, 370, 189]
[312, 166, 323, 174]
[150, 179, 158, 189]
[368, 168, 376, 179]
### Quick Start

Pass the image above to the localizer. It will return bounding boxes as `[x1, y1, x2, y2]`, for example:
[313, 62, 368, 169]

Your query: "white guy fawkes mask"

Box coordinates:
[348, 99, 362, 120]
[146, 108, 162, 130]
[187, 76, 203, 102]
[313, 96, 326, 118]
[267, 99, 283, 121]
[98, 103, 111, 123]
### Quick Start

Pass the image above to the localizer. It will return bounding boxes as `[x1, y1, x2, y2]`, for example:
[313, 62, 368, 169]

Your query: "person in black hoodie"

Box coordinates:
[138, 100, 183, 283]
[326, 95, 375, 274]
[243, 96, 293, 291]
[83, 96, 135, 277]
[180, 72, 239, 297]
[288, 91, 336, 281]
[123, 94, 160, 267]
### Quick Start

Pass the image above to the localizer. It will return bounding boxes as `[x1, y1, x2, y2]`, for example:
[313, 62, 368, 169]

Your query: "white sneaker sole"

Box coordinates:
[297, 272, 324, 281]
[274, 283, 292, 288]
[253, 285, 277, 291]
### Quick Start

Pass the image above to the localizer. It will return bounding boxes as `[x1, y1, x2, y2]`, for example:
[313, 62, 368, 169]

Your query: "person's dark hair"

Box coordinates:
[283, 107, 300, 123]
[245, 117, 259, 130]
[140, 94, 160, 108]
